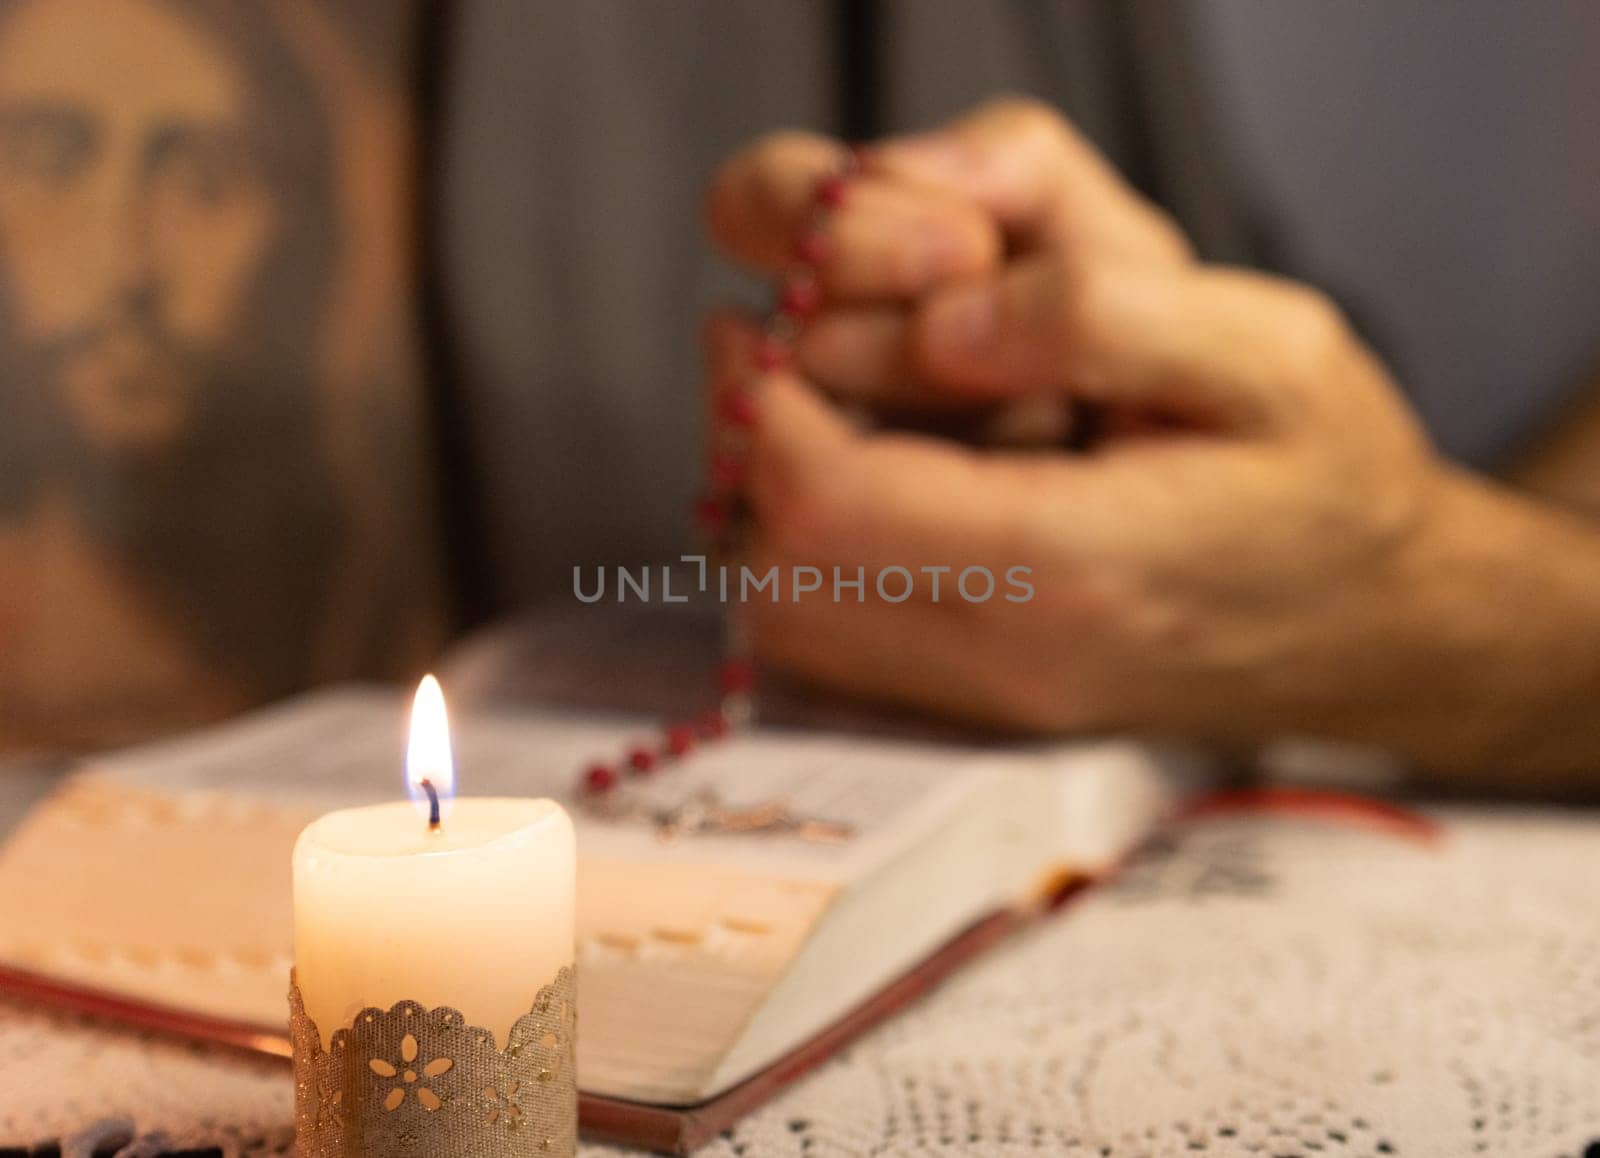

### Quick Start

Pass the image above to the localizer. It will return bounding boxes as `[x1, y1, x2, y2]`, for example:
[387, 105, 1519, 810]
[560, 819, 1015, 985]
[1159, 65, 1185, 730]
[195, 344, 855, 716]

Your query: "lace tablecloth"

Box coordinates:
[3, 806, 1599, 1157]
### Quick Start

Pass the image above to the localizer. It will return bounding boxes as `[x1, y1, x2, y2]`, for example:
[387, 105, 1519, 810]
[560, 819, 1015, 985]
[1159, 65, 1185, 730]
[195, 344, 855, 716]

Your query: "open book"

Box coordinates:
[0, 611, 1209, 1149]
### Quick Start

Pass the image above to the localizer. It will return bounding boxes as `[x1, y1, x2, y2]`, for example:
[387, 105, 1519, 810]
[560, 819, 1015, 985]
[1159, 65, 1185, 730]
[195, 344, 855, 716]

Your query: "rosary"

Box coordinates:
[572, 148, 863, 844]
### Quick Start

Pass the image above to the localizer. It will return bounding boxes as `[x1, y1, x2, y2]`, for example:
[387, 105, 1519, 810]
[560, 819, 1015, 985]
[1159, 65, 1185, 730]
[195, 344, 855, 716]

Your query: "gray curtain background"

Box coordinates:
[438, 1, 1600, 610]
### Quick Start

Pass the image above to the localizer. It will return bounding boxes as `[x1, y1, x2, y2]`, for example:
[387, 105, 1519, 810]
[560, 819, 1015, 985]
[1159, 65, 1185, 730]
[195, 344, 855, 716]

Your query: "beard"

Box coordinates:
[10, 302, 213, 540]
[0, 293, 345, 700]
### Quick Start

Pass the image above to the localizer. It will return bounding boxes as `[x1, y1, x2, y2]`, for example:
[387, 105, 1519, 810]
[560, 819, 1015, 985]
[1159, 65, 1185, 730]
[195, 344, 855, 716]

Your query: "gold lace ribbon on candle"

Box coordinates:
[289, 966, 577, 1157]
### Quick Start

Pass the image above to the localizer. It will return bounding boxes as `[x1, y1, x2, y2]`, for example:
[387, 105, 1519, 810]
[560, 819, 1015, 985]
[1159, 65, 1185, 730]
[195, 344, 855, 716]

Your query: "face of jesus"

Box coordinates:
[0, 0, 279, 462]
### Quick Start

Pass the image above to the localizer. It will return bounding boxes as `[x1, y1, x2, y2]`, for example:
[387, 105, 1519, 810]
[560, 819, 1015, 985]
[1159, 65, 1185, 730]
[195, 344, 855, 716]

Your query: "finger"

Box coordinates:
[743, 577, 1019, 731]
[711, 325, 1095, 564]
[796, 307, 1075, 446]
[706, 132, 1001, 300]
[913, 259, 1296, 429]
[703, 304, 1072, 455]
[871, 98, 1192, 267]
[797, 307, 919, 402]
[883, 257, 1344, 428]
[744, 373, 1065, 566]
[822, 184, 1001, 300]
[798, 259, 1329, 431]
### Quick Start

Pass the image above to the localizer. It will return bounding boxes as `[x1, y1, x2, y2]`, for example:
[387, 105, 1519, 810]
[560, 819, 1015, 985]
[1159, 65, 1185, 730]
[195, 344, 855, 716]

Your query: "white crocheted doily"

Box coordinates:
[4, 808, 1599, 1157]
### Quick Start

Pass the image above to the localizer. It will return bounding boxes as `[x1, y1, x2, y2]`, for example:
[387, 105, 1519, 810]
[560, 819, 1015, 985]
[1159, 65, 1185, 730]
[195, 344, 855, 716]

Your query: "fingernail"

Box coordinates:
[923, 284, 999, 363]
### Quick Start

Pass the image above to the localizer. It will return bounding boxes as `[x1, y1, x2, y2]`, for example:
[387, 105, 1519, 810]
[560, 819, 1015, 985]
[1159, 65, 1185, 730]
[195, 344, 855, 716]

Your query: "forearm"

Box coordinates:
[1377, 470, 1600, 786]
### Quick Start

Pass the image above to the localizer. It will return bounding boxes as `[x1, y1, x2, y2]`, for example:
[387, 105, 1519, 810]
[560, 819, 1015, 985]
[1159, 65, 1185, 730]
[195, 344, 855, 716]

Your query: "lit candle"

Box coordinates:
[292, 675, 576, 1046]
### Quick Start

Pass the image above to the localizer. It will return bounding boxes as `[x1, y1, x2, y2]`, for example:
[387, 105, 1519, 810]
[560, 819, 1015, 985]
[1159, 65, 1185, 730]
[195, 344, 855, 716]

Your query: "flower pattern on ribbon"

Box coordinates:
[484, 1079, 525, 1128]
[369, 1032, 453, 1111]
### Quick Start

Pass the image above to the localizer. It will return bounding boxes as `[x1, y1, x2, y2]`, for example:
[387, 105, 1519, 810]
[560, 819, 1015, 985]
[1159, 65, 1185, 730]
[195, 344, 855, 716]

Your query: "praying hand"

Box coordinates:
[703, 100, 1600, 787]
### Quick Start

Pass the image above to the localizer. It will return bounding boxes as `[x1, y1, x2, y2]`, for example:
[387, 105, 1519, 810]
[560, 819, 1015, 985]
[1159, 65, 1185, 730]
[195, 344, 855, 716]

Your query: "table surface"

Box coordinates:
[3, 759, 1599, 1158]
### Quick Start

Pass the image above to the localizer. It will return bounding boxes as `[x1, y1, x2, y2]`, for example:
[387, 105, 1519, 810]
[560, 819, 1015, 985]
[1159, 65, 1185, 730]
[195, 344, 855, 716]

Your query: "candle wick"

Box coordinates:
[420, 778, 442, 833]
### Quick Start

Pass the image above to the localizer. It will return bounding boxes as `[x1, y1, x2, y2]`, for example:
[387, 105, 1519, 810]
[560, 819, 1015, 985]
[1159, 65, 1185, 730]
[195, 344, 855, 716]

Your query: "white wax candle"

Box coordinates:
[293, 797, 575, 1047]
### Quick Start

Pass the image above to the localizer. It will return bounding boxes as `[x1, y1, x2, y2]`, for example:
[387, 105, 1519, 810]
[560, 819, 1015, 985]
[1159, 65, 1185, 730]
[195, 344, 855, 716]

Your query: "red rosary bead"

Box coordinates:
[665, 724, 697, 756]
[816, 174, 849, 208]
[628, 746, 658, 774]
[795, 229, 830, 267]
[584, 764, 617, 794]
[693, 496, 728, 535]
[779, 278, 821, 320]
[718, 660, 756, 694]
[721, 390, 759, 428]
[708, 453, 744, 489]
[755, 336, 790, 372]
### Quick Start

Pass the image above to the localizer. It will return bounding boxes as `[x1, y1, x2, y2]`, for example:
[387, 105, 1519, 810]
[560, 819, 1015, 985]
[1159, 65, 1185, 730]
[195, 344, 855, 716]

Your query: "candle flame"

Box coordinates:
[406, 674, 454, 822]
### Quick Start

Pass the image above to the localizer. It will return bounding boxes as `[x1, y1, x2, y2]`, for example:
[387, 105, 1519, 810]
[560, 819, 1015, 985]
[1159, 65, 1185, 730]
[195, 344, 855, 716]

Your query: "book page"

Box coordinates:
[91, 687, 992, 885]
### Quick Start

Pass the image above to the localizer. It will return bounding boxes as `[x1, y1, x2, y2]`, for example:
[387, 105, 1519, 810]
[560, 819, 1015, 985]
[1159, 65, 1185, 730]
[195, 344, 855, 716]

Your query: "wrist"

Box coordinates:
[1383, 467, 1600, 783]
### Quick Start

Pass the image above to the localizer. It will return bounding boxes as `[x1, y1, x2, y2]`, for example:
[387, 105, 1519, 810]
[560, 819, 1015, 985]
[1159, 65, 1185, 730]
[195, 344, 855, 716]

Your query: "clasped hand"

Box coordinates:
[703, 100, 1600, 779]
